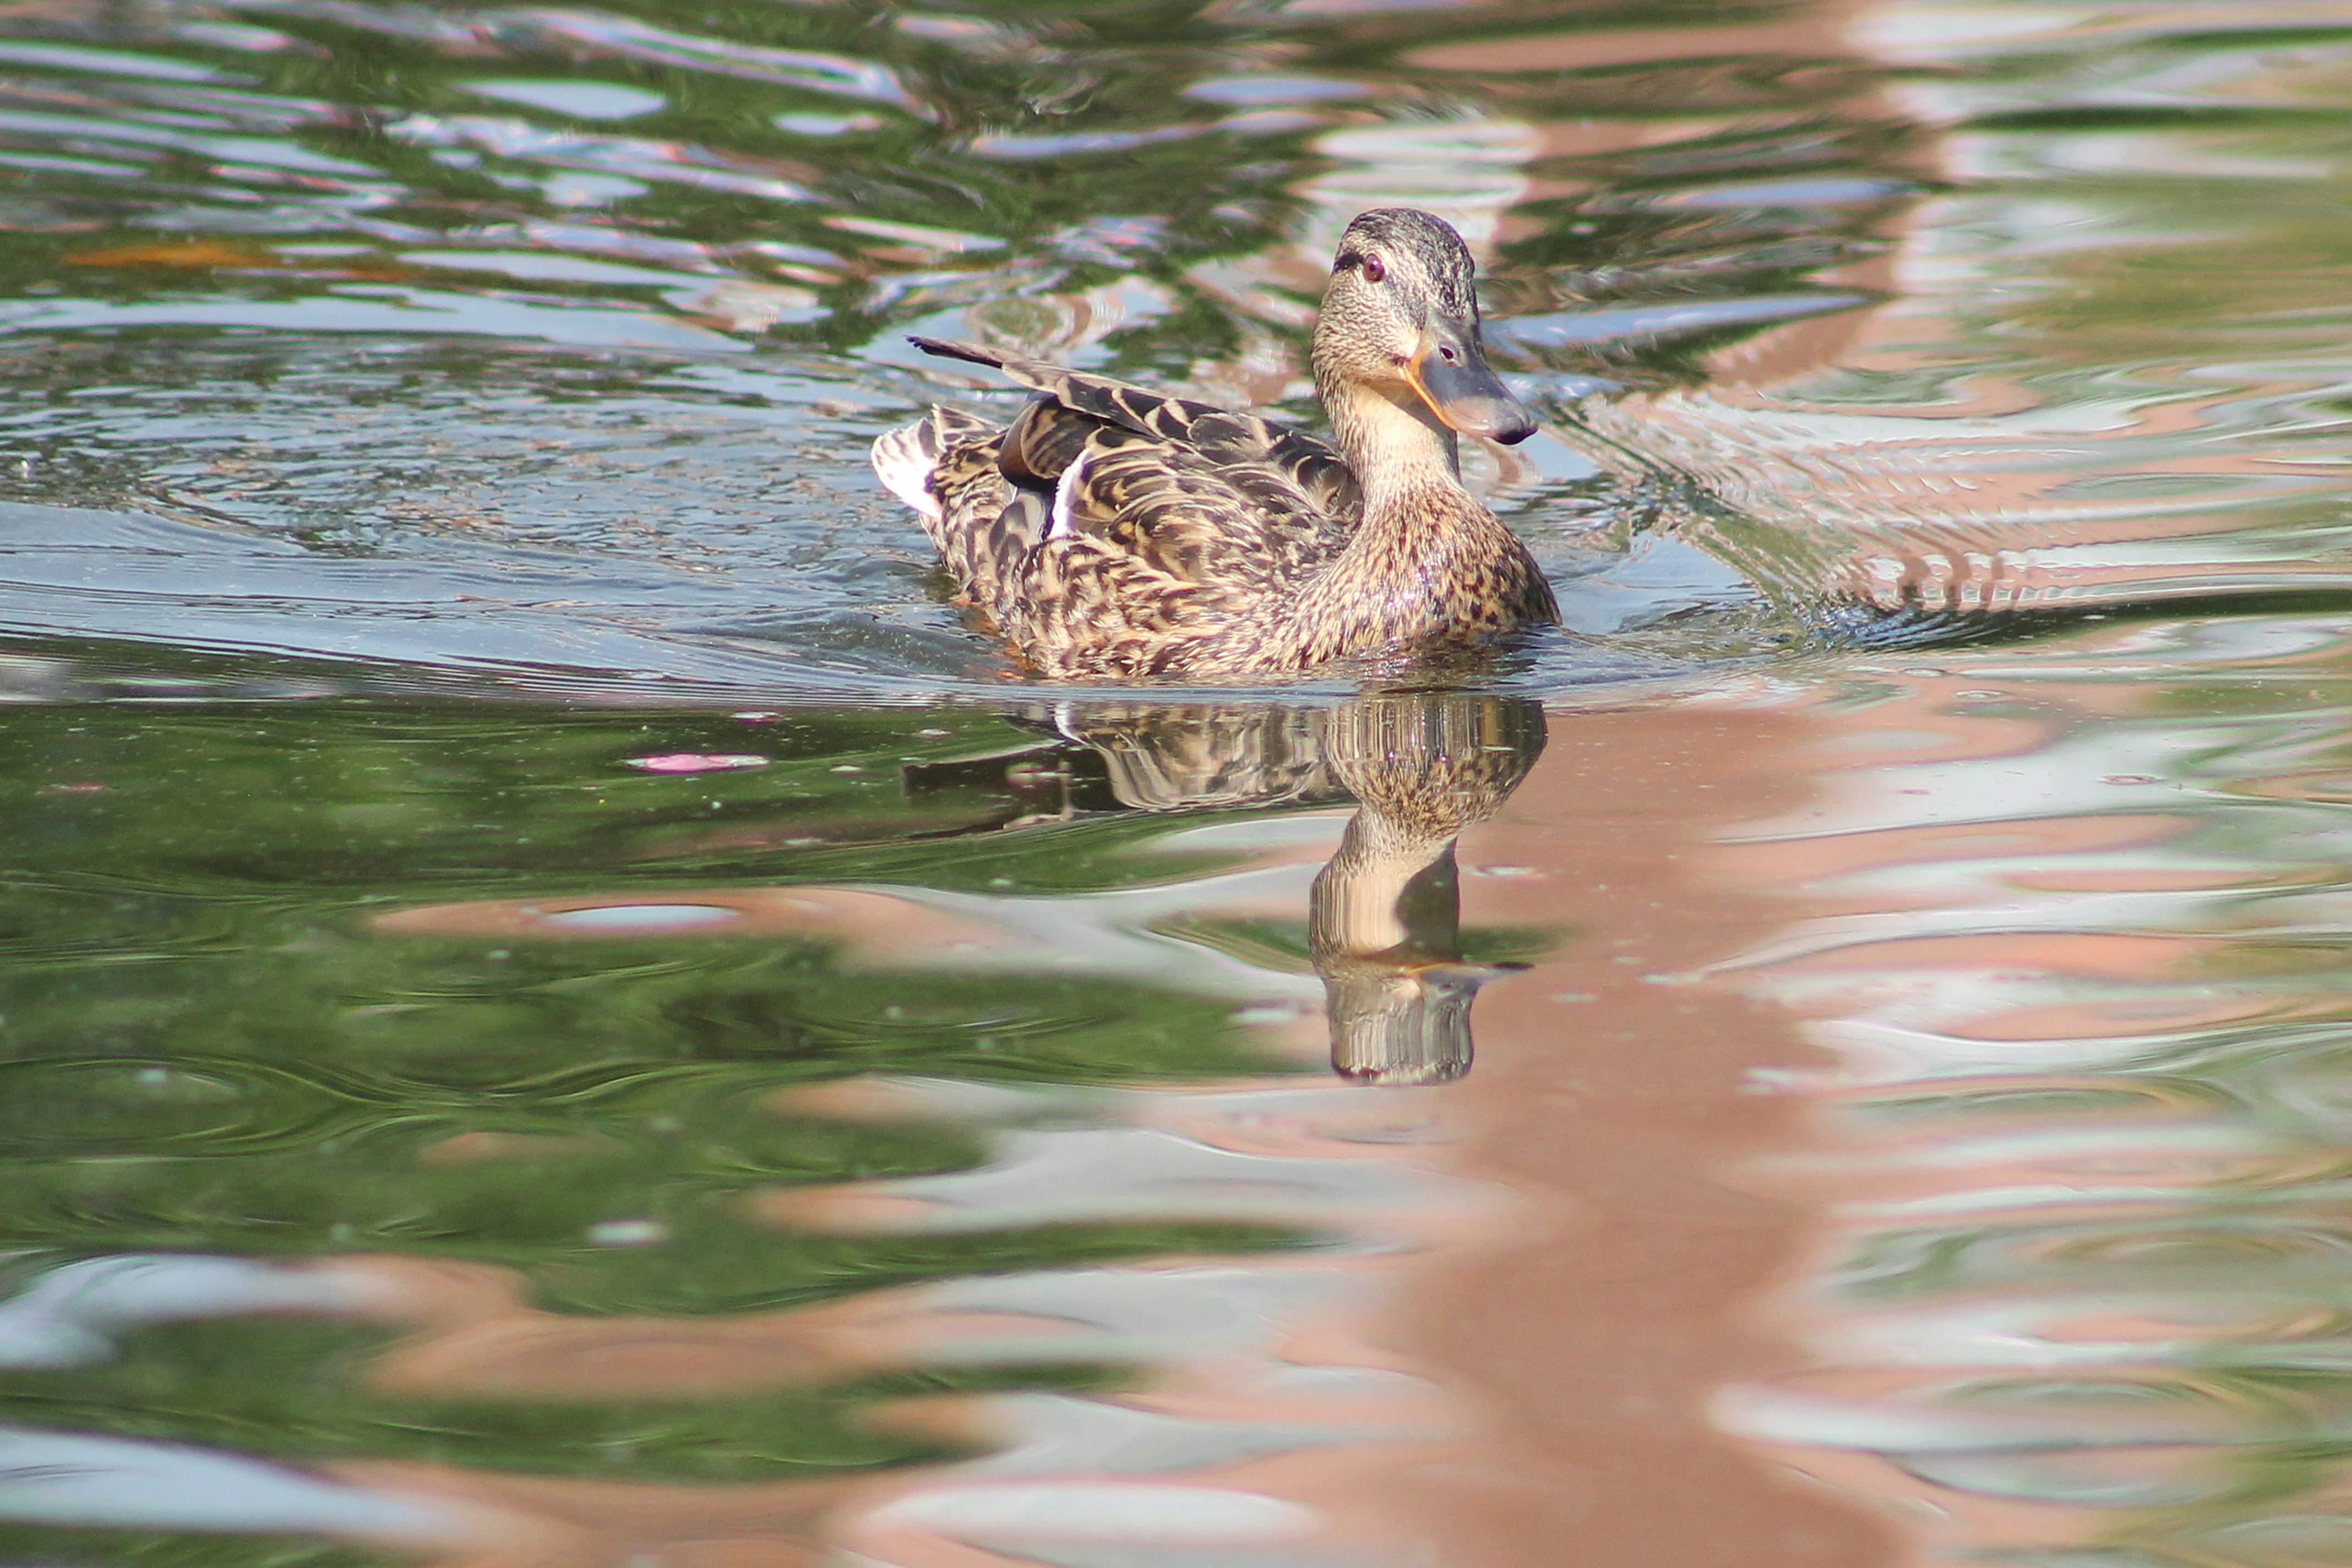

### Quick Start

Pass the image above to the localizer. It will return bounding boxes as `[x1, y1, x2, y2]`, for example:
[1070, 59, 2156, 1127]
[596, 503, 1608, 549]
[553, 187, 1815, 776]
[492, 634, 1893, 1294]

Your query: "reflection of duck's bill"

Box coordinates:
[1325, 960, 1526, 1087]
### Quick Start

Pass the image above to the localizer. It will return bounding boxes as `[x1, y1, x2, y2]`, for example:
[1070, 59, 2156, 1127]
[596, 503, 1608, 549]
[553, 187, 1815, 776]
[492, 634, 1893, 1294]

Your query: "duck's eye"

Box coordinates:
[1438, 345, 1457, 363]
[1361, 255, 1386, 284]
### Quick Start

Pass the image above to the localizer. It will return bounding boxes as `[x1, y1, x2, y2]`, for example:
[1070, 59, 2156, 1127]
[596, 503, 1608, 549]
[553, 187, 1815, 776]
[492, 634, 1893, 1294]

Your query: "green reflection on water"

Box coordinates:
[0, 1528, 374, 1568]
[0, 691, 1309, 1565]
[0, 1315, 1152, 1478]
[0, 697, 1293, 1175]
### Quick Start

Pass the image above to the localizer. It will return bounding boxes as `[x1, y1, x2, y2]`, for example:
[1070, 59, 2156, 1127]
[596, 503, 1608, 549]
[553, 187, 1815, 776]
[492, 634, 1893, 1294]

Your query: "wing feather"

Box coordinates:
[912, 335, 1362, 525]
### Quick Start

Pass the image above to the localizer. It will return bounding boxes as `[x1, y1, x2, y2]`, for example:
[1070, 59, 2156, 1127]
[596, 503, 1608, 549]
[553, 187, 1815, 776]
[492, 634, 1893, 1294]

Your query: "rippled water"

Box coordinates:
[6, 0, 2352, 1564]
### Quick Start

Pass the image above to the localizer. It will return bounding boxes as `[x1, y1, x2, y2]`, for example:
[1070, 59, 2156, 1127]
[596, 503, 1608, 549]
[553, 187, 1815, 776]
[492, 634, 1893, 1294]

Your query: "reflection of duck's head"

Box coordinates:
[1324, 954, 1518, 1087]
[1314, 208, 1537, 453]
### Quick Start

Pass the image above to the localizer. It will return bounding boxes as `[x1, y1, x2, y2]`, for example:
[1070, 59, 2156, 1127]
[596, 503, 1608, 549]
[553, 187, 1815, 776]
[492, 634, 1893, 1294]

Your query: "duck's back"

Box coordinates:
[876, 340, 1365, 677]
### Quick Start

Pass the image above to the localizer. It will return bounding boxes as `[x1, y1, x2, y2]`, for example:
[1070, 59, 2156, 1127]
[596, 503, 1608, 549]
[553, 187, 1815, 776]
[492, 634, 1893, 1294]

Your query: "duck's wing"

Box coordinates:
[902, 337, 1363, 676]
[915, 406, 1327, 676]
[908, 336, 1360, 524]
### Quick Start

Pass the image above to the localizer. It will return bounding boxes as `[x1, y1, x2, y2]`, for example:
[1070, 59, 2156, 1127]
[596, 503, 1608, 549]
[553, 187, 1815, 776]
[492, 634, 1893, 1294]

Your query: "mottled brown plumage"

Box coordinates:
[870, 208, 1558, 680]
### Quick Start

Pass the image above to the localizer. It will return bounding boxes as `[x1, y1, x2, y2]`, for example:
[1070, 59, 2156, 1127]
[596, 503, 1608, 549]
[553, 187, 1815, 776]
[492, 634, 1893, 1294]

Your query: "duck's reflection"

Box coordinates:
[1011, 691, 1545, 1085]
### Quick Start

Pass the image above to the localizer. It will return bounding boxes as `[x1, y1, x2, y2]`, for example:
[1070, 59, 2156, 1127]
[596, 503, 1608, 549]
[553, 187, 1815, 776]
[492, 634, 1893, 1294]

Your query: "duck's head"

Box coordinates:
[1313, 208, 1535, 446]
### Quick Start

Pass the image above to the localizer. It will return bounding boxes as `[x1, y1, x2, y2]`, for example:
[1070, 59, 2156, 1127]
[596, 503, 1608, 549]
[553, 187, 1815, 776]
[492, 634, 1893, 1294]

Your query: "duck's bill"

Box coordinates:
[1405, 328, 1538, 444]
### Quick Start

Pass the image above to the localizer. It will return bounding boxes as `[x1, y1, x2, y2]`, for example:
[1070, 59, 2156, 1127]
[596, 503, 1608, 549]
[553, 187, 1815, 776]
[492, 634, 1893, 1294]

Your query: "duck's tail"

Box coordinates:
[906, 335, 1008, 371]
[870, 415, 944, 522]
[871, 405, 999, 522]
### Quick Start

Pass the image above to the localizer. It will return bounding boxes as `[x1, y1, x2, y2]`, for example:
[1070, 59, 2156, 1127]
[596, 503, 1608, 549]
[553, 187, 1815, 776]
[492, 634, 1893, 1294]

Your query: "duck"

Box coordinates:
[869, 207, 1558, 679]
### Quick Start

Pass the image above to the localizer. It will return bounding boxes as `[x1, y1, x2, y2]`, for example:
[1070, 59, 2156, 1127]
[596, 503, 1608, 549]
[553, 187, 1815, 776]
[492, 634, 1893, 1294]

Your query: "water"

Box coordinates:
[3, 0, 2352, 1563]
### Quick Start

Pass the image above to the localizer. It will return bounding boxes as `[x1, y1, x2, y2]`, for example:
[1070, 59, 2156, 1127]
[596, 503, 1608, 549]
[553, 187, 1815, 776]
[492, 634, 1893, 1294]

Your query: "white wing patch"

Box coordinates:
[1047, 449, 1091, 541]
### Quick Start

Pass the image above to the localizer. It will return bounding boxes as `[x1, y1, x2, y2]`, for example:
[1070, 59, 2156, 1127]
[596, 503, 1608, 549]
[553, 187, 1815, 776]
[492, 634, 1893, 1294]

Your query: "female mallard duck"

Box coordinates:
[870, 206, 1556, 679]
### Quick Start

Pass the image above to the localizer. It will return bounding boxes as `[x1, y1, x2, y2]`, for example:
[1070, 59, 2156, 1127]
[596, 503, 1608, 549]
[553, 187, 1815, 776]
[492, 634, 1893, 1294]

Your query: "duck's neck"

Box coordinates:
[1281, 336, 1540, 662]
[1316, 363, 1466, 516]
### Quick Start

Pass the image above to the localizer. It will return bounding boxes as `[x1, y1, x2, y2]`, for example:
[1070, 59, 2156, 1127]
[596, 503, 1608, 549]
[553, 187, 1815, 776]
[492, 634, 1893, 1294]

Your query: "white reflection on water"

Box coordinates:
[0, 1256, 371, 1369]
[0, 1427, 462, 1540]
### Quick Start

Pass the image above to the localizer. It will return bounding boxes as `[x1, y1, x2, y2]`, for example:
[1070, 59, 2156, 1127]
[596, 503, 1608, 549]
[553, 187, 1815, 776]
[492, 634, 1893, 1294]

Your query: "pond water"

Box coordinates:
[4, 0, 2352, 1564]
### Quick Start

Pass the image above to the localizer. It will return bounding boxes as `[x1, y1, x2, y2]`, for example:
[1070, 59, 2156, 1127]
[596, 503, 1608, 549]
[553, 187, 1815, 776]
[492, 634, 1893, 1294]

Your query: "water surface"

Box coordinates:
[3, 0, 2352, 1564]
